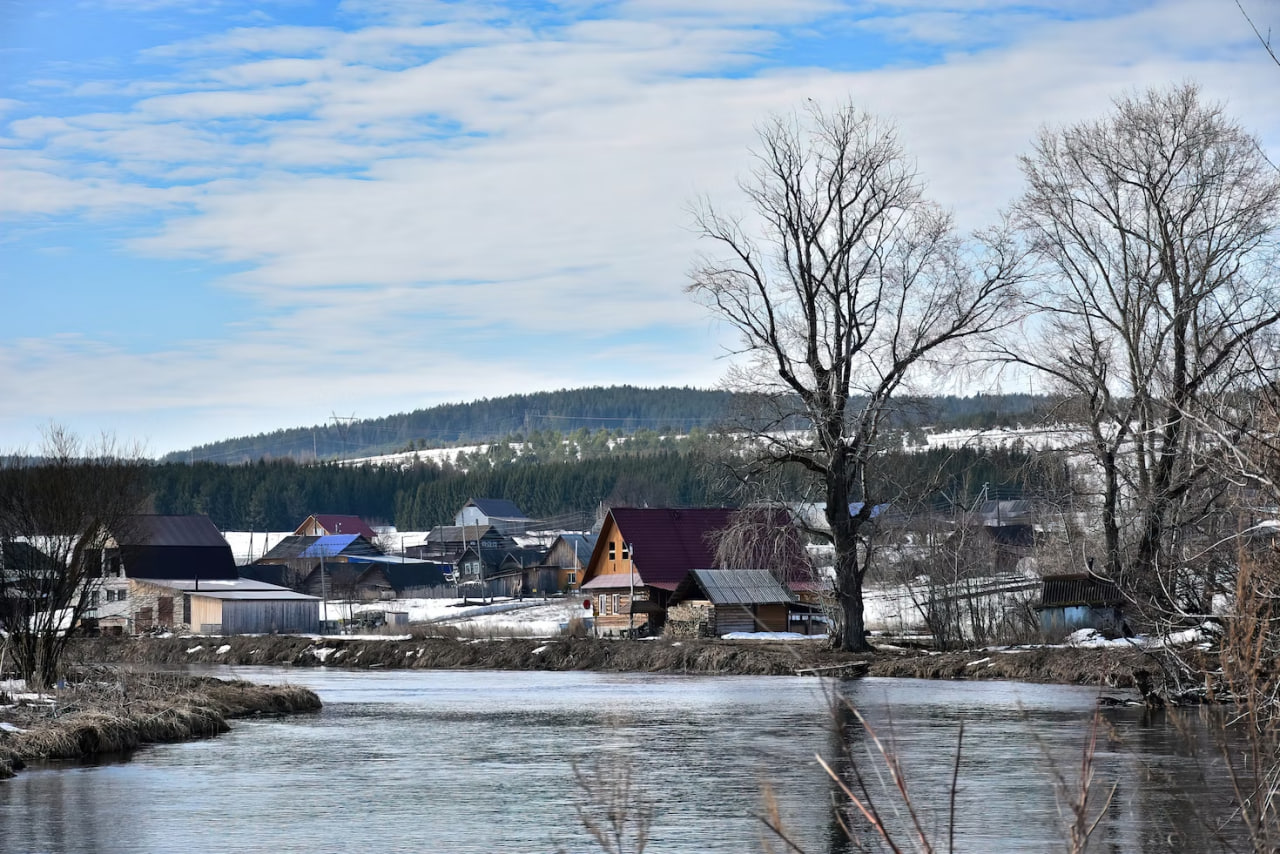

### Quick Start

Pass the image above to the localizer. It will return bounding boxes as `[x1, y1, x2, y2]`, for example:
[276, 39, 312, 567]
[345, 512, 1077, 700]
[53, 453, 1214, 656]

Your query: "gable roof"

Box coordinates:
[301, 514, 378, 539]
[258, 535, 318, 561]
[670, 569, 796, 606]
[465, 498, 528, 520]
[298, 534, 380, 558]
[119, 515, 230, 548]
[116, 515, 237, 581]
[602, 507, 736, 590]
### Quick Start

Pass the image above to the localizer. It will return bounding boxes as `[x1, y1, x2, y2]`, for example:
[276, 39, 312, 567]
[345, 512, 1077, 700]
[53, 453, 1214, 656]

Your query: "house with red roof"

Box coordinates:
[580, 507, 735, 636]
[294, 514, 379, 541]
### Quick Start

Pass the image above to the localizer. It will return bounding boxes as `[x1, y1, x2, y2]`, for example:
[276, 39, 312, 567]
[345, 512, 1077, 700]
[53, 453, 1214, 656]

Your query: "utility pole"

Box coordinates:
[628, 543, 635, 639]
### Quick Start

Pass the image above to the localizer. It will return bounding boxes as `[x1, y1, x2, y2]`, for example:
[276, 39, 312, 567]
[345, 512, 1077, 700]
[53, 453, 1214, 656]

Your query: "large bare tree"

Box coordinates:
[688, 103, 1023, 651]
[1009, 84, 1280, 621]
[0, 429, 147, 690]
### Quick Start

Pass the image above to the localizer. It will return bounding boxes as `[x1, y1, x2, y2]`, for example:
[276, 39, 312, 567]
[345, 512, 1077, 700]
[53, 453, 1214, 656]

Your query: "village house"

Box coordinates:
[580, 507, 736, 636]
[83, 514, 318, 635]
[455, 497, 531, 535]
[538, 533, 597, 593]
[294, 514, 379, 540]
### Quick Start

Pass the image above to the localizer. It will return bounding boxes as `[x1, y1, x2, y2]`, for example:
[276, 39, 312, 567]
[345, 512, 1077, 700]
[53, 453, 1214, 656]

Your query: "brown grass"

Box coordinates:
[0, 670, 320, 780]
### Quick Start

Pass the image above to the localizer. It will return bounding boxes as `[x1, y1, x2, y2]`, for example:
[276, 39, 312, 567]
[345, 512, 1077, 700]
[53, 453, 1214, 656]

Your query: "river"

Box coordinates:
[0, 668, 1246, 853]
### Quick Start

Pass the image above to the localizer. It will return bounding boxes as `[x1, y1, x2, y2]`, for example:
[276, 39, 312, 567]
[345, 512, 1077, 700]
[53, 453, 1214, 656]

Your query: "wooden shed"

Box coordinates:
[132, 578, 321, 635]
[667, 569, 795, 637]
[1035, 572, 1129, 639]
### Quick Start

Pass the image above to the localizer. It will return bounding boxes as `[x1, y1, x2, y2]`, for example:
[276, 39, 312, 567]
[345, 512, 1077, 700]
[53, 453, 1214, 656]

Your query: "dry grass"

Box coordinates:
[0, 670, 319, 779]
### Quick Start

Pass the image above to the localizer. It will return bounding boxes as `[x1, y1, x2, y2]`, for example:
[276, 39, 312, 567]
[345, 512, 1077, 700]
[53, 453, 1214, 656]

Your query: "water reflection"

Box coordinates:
[0, 669, 1252, 853]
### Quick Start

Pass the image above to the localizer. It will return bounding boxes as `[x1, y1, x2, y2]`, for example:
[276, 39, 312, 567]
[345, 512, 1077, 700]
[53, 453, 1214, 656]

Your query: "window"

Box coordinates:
[88, 591, 99, 607]
[608, 542, 616, 561]
[567, 572, 577, 585]
[621, 543, 630, 560]
[612, 593, 621, 615]
[118, 588, 127, 601]
[603, 596, 612, 616]
[104, 589, 115, 603]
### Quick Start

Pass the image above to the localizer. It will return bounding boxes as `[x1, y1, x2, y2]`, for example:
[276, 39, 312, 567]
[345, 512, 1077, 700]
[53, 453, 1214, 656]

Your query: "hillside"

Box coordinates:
[165, 386, 1057, 464]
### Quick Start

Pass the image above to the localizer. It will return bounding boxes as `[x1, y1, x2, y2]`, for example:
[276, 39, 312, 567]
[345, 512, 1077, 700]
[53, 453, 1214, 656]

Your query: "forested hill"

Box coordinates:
[166, 386, 735, 464]
[164, 386, 1056, 464]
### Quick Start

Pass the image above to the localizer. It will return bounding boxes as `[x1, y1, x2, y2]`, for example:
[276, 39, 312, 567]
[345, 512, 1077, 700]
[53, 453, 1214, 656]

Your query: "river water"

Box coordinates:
[0, 668, 1247, 853]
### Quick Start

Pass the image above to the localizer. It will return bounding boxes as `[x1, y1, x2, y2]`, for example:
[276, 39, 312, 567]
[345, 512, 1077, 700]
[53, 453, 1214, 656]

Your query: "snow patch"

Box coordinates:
[720, 632, 829, 640]
[186, 645, 204, 654]
[311, 646, 337, 662]
[216, 644, 231, 655]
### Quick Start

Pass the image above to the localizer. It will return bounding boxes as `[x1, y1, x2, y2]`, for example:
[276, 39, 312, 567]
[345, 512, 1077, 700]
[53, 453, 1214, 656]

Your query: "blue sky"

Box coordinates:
[2, 0, 1277, 456]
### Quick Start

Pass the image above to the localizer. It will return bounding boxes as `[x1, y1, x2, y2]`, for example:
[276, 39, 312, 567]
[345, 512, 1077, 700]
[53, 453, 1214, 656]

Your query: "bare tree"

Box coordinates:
[0, 428, 147, 690]
[1008, 83, 1280, 623]
[688, 102, 1024, 651]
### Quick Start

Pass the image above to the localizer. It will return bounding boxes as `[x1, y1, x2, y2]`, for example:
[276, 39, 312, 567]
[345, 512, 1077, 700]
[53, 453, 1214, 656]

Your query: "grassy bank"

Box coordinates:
[67, 633, 1165, 690]
[0, 670, 321, 780]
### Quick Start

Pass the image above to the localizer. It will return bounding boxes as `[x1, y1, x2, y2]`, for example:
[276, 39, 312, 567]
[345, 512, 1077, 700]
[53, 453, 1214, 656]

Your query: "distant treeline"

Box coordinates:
[146, 442, 1062, 533]
[164, 386, 1060, 464]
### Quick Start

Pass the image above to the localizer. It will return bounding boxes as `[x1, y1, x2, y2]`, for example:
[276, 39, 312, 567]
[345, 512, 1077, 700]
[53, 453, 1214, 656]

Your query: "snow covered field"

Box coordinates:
[323, 596, 589, 637]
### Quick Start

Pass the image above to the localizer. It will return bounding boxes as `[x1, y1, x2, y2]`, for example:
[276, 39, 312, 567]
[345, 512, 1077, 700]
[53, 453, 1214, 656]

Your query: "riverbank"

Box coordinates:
[67, 633, 1180, 692]
[0, 670, 321, 780]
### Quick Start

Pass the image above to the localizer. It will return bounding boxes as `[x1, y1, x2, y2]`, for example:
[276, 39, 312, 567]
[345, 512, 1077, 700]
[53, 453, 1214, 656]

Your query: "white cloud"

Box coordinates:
[3, 0, 1279, 452]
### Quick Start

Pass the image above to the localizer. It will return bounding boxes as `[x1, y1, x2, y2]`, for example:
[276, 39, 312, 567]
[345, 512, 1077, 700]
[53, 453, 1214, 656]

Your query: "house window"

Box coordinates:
[105, 589, 115, 602]
[621, 543, 630, 560]
[612, 593, 621, 615]
[608, 542, 616, 561]
[567, 572, 576, 586]
[88, 591, 99, 607]
[118, 588, 127, 601]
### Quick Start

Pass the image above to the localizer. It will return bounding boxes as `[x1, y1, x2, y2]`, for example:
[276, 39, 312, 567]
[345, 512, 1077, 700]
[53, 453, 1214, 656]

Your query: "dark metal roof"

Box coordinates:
[604, 507, 736, 589]
[1038, 573, 1123, 608]
[465, 498, 528, 520]
[671, 569, 795, 606]
[258, 536, 319, 561]
[117, 515, 237, 580]
[121, 515, 229, 548]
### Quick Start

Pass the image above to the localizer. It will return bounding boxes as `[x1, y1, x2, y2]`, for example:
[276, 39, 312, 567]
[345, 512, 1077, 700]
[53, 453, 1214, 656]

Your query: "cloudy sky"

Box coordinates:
[1, 0, 1277, 456]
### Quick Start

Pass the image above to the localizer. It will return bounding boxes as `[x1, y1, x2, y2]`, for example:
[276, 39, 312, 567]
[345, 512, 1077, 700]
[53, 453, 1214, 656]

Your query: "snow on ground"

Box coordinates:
[319, 596, 587, 637]
[221, 531, 293, 565]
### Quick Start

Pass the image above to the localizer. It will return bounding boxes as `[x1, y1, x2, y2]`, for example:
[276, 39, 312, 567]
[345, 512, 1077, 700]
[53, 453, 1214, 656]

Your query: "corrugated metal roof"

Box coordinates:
[296, 534, 382, 558]
[674, 569, 795, 606]
[140, 577, 320, 601]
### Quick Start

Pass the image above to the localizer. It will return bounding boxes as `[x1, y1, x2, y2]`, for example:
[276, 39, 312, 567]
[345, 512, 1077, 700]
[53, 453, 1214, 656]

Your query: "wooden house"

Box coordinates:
[539, 533, 597, 592]
[294, 514, 379, 540]
[580, 507, 736, 636]
[666, 569, 795, 636]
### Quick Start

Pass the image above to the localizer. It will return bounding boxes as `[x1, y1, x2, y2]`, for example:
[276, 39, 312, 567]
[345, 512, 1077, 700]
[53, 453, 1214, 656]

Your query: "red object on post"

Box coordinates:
[583, 599, 592, 610]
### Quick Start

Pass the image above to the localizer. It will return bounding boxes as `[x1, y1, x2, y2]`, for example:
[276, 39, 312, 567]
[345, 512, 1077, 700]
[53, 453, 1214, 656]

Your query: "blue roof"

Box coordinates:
[849, 502, 889, 519]
[299, 534, 360, 557]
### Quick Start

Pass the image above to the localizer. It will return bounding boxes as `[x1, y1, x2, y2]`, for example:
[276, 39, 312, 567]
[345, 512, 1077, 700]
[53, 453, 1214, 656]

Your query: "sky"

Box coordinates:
[1, 0, 1278, 457]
